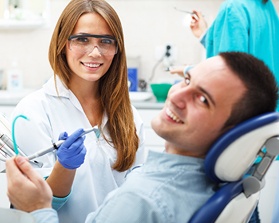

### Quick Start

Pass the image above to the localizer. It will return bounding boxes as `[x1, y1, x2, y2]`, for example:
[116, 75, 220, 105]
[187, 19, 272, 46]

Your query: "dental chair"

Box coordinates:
[189, 112, 279, 223]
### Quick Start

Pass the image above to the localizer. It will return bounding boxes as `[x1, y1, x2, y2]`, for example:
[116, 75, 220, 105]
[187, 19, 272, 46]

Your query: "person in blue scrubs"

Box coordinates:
[172, 0, 279, 100]
[190, 0, 279, 81]
[5, 52, 279, 223]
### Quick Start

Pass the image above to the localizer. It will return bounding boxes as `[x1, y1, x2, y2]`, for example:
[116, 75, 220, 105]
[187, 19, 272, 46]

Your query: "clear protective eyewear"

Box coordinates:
[68, 34, 118, 56]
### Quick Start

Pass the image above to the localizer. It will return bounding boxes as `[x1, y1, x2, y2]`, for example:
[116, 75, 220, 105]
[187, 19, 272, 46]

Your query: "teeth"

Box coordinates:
[166, 108, 182, 123]
[83, 63, 100, 68]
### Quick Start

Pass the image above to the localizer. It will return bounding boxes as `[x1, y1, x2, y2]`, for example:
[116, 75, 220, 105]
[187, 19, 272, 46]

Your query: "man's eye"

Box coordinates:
[199, 95, 208, 104]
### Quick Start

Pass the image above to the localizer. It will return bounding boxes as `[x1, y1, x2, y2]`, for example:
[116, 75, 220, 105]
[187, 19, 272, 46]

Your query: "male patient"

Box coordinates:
[5, 52, 278, 223]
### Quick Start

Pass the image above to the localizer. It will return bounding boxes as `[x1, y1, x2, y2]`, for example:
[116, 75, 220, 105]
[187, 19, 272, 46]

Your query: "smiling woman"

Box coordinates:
[9, 0, 148, 223]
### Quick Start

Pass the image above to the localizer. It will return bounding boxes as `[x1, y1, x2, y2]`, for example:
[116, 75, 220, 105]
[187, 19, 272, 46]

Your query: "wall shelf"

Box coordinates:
[0, 19, 47, 30]
[0, 0, 50, 31]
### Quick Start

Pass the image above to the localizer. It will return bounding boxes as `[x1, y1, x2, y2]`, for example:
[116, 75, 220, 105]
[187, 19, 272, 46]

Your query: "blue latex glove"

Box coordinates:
[57, 128, 87, 169]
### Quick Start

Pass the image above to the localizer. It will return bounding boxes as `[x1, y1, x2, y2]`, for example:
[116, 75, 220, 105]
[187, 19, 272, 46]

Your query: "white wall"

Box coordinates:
[0, 0, 278, 89]
[0, 0, 69, 89]
[108, 0, 223, 83]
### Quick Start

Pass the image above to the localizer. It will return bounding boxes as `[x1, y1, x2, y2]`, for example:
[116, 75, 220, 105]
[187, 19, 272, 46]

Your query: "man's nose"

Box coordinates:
[169, 86, 190, 109]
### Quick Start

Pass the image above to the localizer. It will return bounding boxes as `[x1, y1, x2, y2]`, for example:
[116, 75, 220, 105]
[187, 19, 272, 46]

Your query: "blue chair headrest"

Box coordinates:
[205, 112, 279, 183]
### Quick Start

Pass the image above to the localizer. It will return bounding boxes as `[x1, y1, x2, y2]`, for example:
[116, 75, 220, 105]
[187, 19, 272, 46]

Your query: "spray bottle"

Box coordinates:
[6, 59, 23, 91]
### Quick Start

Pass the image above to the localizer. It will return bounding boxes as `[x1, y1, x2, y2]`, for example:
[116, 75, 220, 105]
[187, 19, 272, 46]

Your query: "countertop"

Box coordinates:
[0, 89, 35, 106]
[0, 90, 165, 109]
[132, 99, 164, 109]
[129, 91, 165, 109]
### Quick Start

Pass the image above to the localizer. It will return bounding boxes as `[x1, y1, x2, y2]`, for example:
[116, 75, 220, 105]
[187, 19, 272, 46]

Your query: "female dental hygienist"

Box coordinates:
[10, 0, 147, 223]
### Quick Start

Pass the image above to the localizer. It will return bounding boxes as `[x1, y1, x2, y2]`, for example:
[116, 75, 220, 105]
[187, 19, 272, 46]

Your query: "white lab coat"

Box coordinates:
[11, 76, 147, 223]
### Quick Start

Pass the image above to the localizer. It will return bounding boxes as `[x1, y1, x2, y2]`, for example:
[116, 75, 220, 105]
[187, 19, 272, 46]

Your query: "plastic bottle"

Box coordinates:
[6, 60, 23, 91]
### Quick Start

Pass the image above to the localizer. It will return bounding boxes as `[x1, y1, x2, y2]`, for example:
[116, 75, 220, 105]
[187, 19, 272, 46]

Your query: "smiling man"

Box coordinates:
[6, 52, 278, 223]
[154, 55, 246, 158]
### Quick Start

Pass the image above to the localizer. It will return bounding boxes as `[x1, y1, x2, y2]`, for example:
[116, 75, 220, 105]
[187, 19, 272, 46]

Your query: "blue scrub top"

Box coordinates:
[203, 0, 279, 91]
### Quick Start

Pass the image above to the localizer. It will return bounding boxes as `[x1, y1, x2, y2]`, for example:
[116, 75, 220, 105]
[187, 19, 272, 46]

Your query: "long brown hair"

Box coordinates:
[48, 0, 139, 171]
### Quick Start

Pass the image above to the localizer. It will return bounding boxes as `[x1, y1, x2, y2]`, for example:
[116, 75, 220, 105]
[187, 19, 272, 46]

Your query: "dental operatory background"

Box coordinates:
[0, 0, 279, 222]
[0, 0, 251, 90]
[0, 0, 278, 90]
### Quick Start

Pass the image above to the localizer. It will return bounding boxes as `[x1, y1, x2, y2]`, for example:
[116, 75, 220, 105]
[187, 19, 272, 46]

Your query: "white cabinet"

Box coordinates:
[0, 89, 34, 119]
[0, 0, 50, 30]
[0, 105, 15, 119]
[137, 108, 165, 152]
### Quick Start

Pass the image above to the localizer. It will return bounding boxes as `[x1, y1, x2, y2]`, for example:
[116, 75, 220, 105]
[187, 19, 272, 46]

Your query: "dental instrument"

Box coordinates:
[27, 140, 65, 161]
[27, 127, 98, 161]
[173, 7, 202, 20]
[0, 132, 43, 168]
[174, 7, 194, 15]
[0, 115, 44, 167]
[0, 139, 15, 157]
[1, 132, 30, 157]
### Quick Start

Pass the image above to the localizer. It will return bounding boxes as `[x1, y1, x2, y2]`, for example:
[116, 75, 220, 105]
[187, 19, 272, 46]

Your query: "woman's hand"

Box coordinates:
[57, 129, 87, 169]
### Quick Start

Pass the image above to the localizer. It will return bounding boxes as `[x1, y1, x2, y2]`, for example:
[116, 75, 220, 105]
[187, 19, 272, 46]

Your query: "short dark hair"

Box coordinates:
[220, 52, 278, 129]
